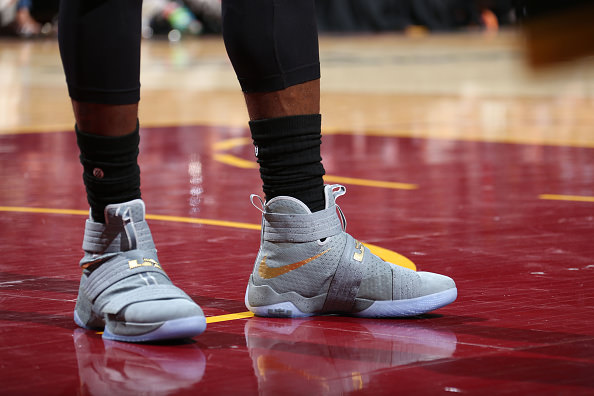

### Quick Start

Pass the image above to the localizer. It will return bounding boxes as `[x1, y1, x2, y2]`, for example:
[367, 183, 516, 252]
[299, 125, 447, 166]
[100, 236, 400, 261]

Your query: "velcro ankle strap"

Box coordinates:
[81, 251, 169, 302]
[98, 284, 192, 314]
[82, 219, 155, 255]
[263, 205, 343, 243]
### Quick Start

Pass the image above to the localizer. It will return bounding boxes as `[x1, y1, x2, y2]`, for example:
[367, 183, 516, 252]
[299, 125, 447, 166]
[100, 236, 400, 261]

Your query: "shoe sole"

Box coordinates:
[246, 286, 457, 318]
[353, 288, 458, 317]
[74, 310, 207, 342]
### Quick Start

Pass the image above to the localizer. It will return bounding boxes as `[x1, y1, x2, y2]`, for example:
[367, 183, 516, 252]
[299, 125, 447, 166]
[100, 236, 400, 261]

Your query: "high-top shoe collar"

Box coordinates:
[261, 184, 347, 215]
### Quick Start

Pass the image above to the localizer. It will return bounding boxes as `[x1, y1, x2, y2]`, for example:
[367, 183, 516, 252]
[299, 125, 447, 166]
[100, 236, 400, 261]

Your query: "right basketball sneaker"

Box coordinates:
[246, 185, 457, 318]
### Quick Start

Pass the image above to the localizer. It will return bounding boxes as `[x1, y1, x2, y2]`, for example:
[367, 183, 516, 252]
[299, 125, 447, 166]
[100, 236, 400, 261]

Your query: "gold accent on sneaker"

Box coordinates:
[353, 240, 364, 262]
[128, 258, 162, 270]
[258, 249, 331, 279]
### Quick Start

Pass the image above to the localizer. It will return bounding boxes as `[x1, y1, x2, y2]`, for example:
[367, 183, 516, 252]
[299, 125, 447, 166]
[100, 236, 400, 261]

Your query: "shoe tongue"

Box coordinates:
[265, 196, 312, 215]
[104, 199, 146, 223]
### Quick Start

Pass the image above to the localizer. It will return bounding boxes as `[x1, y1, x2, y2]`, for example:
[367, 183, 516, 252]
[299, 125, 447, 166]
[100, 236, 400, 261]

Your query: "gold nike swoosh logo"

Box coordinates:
[258, 249, 331, 279]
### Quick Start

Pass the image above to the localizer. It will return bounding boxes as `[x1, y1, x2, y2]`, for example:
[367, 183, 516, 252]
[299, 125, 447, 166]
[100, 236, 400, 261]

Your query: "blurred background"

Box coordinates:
[0, 0, 514, 39]
[1, 0, 592, 149]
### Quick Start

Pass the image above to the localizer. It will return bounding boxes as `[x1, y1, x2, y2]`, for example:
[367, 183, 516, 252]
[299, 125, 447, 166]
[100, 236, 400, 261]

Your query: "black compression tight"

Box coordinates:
[222, 0, 320, 93]
[58, 0, 143, 104]
[58, 0, 321, 104]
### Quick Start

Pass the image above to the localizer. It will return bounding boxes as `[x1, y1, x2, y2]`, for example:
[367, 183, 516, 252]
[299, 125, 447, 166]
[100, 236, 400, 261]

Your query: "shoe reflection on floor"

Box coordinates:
[245, 318, 457, 395]
[73, 329, 206, 395]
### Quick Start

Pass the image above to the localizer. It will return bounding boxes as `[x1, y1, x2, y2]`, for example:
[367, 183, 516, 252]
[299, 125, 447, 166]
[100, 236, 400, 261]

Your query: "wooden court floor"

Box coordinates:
[1, 32, 593, 395]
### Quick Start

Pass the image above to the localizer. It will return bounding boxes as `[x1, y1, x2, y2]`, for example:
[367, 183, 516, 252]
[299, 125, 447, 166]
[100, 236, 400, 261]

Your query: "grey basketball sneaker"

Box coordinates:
[73, 199, 206, 342]
[245, 185, 457, 318]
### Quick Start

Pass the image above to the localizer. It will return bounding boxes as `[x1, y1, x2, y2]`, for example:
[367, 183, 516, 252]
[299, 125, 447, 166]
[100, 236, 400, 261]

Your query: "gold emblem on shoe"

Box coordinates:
[128, 258, 162, 270]
[353, 240, 364, 262]
[258, 249, 331, 279]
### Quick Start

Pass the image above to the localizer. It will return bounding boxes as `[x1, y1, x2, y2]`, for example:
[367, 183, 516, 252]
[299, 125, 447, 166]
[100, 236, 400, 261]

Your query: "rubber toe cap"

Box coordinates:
[122, 298, 204, 323]
[417, 272, 456, 296]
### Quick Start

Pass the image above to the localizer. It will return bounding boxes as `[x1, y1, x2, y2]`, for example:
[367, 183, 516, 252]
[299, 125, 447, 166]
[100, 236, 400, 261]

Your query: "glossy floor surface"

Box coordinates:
[1, 32, 594, 395]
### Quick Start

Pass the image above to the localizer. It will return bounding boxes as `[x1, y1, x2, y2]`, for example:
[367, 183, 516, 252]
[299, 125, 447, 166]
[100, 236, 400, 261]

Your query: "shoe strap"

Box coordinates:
[81, 217, 155, 263]
[263, 204, 343, 243]
[81, 251, 169, 302]
[97, 284, 193, 314]
[322, 233, 365, 313]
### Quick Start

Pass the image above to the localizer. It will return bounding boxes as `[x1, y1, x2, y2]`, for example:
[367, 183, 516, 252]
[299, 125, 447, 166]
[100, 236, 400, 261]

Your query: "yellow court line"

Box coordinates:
[364, 243, 416, 271]
[212, 152, 418, 190]
[145, 213, 260, 230]
[324, 175, 417, 190]
[539, 194, 594, 203]
[212, 137, 252, 151]
[206, 311, 254, 324]
[0, 205, 417, 268]
[95, 311, 255, 333]
[0, 206, 89, 216]
[0, 206, 261, 230]
[1, 206, 256, 325]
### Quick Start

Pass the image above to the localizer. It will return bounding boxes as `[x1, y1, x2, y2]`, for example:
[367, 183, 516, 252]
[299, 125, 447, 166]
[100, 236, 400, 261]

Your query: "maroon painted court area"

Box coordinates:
[1, 125, 593, 395]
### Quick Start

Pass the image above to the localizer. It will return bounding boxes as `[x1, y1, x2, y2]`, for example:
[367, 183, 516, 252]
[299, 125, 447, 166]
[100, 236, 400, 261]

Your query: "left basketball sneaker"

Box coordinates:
[74, 199, 206, 342]
[246, 185, 457, 318]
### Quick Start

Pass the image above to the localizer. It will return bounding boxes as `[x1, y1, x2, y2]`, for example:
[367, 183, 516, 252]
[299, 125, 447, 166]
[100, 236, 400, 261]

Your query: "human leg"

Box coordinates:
[223, 0, 325, 211]
[59, 0, 144, 221]
[58, 0, 205, 341]
[222, 0, 457, 317]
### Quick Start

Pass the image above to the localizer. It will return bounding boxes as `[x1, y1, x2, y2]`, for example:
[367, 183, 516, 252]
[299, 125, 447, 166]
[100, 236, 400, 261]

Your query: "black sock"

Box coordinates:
[76, 123, 141, 223]
[249, 114, 326, 212]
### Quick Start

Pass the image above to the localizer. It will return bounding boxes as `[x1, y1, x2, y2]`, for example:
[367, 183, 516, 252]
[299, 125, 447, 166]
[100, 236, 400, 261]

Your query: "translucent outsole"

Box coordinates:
[246, 286, 457, 318]
[74, 310, 207, 342]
